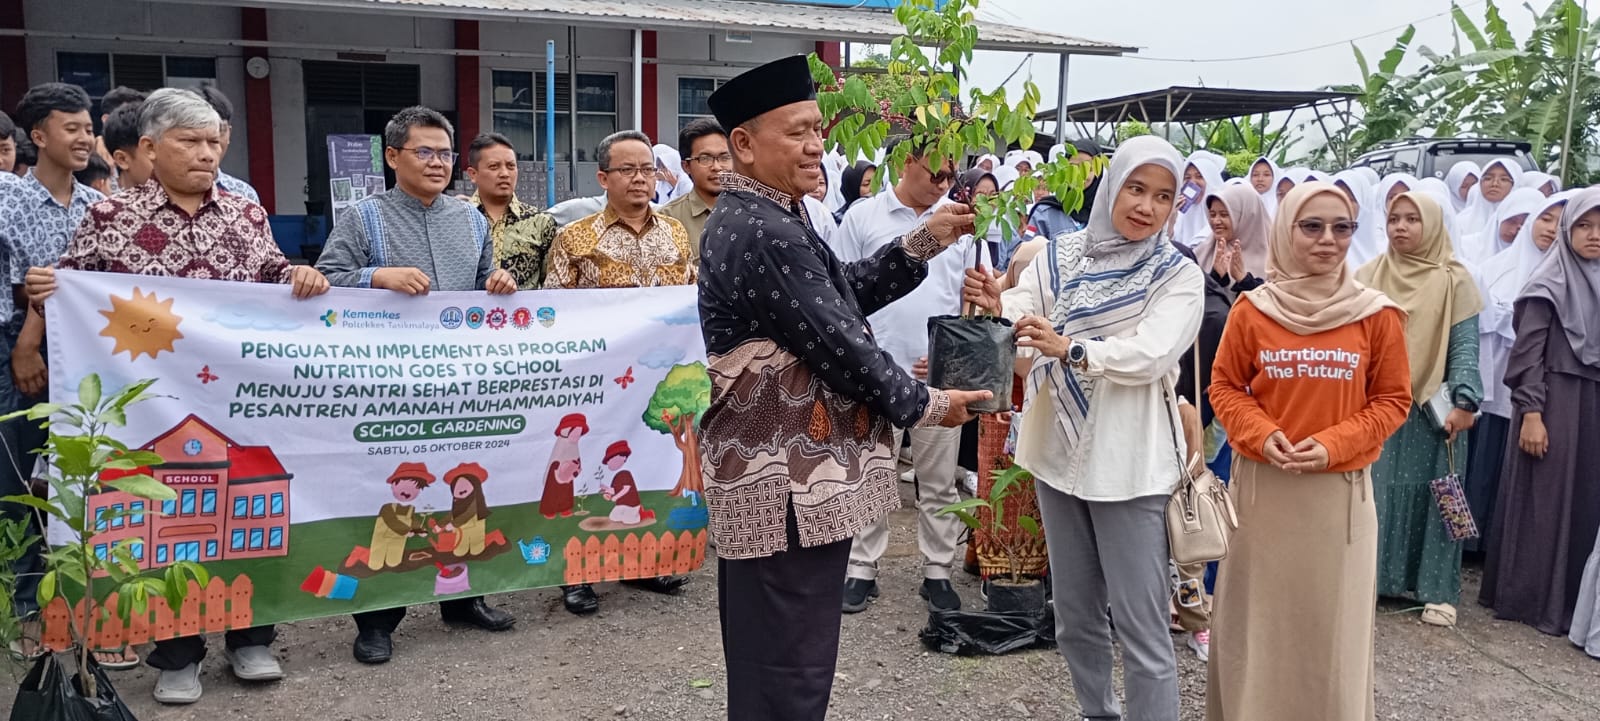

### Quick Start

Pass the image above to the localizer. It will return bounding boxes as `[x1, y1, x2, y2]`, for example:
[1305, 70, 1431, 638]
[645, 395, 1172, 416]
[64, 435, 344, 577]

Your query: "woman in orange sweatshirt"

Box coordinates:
[1206, 182, 1413, 721]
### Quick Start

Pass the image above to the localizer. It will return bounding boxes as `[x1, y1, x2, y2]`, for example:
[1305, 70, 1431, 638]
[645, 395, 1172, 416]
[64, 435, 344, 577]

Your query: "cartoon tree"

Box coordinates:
[642, 362, 711, 497]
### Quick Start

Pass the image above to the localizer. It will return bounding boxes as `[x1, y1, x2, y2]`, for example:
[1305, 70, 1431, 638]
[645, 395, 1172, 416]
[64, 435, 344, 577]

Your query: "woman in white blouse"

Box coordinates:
[970, 136, 1203, 721]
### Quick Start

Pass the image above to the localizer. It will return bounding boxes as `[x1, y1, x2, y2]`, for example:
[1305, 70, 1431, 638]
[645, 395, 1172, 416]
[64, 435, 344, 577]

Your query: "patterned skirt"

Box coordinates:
[973, 386, 1049, 579]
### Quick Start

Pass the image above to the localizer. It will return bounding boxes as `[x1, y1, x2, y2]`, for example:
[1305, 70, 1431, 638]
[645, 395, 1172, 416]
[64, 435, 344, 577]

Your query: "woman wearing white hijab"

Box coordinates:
[820, 149, 847, 211]
[1334, 170, 1383, 267]
[975, 153, 1000, 172]
[1172, 153, 1226, 248]
[1249, 156, 1280, 217]
[1464, 187, 1545, 264]
[1352, 167, 1381, 185]
[652, 143, 694, 203]
[1456, 158, 1522, 241]
[993, 165, 1020, 192]
[1445, 161, 1482, 213]
[1467, 190, 1577, 554]
[1274, 167, 1314, 205]
[1517, 171, 1560, 196]
[972, 135, 1202, 721]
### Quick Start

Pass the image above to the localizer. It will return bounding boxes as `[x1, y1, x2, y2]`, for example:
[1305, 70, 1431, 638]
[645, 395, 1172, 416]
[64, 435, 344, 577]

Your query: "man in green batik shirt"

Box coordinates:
[466, 132, 556, 288]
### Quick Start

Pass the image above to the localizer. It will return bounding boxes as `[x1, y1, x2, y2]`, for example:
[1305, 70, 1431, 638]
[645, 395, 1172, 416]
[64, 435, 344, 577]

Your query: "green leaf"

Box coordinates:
[1017, 515, 1041, 537]
[107, 474, 176, 501]
[77, 374, 102, 412]
[1, 492, 63, 521]
[37, 569, 57, 604]
[105, 450, 163, 470]
[689, 679, 714, 689]
[1452, 3, 1490, 52]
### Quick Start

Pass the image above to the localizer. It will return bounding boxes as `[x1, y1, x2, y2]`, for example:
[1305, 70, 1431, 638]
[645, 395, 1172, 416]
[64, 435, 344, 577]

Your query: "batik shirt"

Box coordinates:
[58, 179, 290, 285]
[316, 188, 493, 293]
[0, 171, 105, 335]
[216, 170, 261, 204]
[471, 193, 557, 290]
[697, 173, 952, 560]
[543, 207, 694, 289]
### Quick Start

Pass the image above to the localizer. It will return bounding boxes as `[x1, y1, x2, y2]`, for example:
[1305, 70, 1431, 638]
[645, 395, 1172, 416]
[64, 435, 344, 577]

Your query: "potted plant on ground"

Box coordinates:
[3, 375, 207, 718]
[938, 463, 1047, 614]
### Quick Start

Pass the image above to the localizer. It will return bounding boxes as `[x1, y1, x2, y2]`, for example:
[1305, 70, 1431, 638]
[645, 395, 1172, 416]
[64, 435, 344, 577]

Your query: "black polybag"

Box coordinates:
[918, 606, 1055, 656]
[9, 654, 138, 721]
[926, 314, 1015, 415]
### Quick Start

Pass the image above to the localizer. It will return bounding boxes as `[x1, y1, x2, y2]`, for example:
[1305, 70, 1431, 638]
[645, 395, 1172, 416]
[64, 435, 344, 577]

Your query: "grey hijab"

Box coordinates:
[1518, 188, 1600, 367]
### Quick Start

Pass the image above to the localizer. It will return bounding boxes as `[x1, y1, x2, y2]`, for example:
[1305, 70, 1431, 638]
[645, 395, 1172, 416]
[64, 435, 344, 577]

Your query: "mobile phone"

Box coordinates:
[1181, 181, 1203, 203]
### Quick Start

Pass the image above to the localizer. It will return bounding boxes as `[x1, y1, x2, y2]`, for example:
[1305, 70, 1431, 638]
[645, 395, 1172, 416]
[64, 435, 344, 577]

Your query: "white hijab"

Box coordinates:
[1456, 157, 1523, 240]
[1444, 161, 1481, 213]
[1352, 167, 1380, 185]
[1251, 157, 1280, 218]
[1517, 171, 1560, 195]
[1335, 170, 1384, 268]
[993, 166, 1020, 191]
[975, 154, 1000, 172]
[652, 144, 693, 203]
[1476, 190, 1580, 339]
[1463, 187, 1545, 264]
[1173, 153, 1225, 248]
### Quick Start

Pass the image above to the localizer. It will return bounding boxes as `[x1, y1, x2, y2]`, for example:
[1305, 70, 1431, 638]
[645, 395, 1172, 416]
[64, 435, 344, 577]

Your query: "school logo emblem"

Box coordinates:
[536, 307, 556, 328]
[486, 308, 508, 330]
[511, 307, 532, 330]
[465, 307, 486, 329]
[439, 306, 464, 329]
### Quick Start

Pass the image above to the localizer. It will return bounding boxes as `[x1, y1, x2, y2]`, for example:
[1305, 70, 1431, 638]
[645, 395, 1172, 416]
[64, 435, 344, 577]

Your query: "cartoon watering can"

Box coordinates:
[428, 518, 460, 553]
[518, 536, 552, 565]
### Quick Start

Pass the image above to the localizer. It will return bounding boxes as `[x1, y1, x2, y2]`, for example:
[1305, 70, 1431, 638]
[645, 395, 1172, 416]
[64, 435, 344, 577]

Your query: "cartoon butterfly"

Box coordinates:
[197, 366, 219, 384]
[614, 367, 635, 389]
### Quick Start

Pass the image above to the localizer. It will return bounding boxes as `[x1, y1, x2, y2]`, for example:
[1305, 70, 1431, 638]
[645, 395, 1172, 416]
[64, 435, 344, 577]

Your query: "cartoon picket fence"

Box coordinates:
[562, 530, 708, 585]
[38, 575, 255, 652]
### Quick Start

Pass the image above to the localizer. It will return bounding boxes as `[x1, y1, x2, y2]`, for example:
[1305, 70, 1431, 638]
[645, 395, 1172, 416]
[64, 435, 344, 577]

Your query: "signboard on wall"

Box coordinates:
[327, 134, 387, 223]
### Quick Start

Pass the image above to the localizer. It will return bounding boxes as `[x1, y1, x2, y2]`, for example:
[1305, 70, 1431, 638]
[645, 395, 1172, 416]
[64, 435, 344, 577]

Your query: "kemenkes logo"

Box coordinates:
[320, 310, 338, 327]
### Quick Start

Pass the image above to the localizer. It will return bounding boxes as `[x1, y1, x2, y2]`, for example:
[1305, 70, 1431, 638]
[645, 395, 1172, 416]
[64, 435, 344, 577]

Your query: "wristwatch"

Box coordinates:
[1066, 340, 1088, 369]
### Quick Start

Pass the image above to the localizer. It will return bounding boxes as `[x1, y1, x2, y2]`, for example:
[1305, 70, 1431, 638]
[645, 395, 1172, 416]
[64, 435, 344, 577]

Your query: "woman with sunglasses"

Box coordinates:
[1207, 182, 1411, 721]
[1355, 192, 1483, 629]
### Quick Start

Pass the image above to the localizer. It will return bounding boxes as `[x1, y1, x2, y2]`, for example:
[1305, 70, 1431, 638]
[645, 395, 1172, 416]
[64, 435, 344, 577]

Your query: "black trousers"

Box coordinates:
[352, 597, 483, 634]
[146, 625, 277, 670]
[718, 509, 851, 721]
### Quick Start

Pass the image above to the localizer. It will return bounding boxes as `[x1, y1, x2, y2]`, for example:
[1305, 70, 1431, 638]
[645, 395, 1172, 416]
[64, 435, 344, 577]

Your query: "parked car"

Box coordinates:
[1349, 138, 1539, 179]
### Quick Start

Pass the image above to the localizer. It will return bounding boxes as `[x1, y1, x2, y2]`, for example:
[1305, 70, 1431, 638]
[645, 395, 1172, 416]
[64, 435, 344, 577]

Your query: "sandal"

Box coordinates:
[1420, 603, 1457, 628]
[92, 645, 142, 671]
[8, 638, 47, 662]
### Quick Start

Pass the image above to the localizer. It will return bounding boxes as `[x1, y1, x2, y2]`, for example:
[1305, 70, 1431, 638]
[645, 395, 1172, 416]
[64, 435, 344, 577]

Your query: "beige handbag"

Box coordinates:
[1162, 344, 1239, 566]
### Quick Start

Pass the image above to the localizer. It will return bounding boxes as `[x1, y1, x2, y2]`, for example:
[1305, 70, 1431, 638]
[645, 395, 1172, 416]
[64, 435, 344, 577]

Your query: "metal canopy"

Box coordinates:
[1037, 86, 1359, 125]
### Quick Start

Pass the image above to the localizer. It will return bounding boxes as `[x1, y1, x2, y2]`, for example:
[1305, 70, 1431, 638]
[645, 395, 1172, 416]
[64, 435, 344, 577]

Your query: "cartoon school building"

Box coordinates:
[92, 415, 293, 571]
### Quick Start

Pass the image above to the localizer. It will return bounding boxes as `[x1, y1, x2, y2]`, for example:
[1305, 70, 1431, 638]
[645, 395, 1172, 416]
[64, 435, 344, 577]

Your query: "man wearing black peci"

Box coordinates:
[695, 55, 993, 721]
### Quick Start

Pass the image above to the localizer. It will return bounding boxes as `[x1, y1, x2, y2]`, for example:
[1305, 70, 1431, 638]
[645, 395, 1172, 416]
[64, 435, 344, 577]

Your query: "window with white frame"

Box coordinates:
[677, 77, 727, 137]
[57, 53, 217, 129]
[492, 70, 618, 163]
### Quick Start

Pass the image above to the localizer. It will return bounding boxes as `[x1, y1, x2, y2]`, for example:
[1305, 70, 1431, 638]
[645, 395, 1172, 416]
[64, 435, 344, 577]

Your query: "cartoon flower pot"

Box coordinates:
[434, 563, 470, 596]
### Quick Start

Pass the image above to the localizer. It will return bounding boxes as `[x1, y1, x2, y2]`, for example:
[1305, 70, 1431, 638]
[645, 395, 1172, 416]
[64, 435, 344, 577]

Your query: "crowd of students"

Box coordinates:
[3, 59, 1599, 720]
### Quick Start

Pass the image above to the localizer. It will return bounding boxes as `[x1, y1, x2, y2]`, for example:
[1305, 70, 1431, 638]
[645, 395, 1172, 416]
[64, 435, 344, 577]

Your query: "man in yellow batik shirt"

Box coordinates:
[543, 130, 694, 290]
[465, 132, 557, 289]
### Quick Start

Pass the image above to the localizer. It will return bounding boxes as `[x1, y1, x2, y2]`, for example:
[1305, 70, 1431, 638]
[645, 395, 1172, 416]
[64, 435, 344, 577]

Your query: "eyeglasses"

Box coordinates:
[925, 166, 956, 185]
[1295, 219, 1359, 239]
[395, 147, 456, 165]
[689, 153, 734, 168]
[604, 165, 654, 178]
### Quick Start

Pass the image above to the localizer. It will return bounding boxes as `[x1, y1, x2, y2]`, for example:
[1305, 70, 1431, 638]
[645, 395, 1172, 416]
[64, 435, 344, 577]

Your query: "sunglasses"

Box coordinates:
[1295, 219, 1359, 240]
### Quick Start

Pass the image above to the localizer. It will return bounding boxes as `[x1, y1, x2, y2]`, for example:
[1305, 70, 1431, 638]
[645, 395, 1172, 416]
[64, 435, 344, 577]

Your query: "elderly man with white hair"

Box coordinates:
[26, 87, 328, 704]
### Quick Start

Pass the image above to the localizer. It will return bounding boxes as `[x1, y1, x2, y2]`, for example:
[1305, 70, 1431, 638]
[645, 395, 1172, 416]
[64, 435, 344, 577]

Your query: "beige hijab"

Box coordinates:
[1356, 192, 1483, 399]
[1193, 183, 1270, 278]
[1247, 182, 1399, 336]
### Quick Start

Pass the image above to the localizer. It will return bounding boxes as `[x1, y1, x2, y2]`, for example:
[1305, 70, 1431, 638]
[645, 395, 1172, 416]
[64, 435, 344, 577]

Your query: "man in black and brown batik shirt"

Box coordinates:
[696, 55, 992, 721]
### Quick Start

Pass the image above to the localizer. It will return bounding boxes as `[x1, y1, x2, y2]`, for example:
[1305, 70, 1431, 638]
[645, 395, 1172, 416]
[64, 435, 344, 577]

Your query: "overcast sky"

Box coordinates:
[906, 0, 1560, 112]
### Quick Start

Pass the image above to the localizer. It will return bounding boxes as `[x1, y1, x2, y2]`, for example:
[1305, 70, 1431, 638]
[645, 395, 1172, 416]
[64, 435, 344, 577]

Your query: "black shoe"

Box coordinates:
[920, 579, 962, 612]
[352, 628, 392, 665]
[562, 584, 599, 615]
[440, 597, 516, 632]
[841, 578, 879, 614]
[620, 575, 690, 595]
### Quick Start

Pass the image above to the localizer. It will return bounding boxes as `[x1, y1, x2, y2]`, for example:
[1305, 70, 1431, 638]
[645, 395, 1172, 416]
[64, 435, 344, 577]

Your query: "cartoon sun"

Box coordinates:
[98, 288, 185, 360]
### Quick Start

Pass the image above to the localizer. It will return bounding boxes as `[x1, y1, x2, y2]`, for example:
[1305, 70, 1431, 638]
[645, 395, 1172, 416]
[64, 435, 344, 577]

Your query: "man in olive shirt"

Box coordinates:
[658, 118, 729, 265]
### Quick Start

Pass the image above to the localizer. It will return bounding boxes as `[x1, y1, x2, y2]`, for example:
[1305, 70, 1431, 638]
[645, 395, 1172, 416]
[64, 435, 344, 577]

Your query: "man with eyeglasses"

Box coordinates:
[659, 118, 730, 265]
[543, 130, 694, 290]
[542, 129, 694, 615]
[832, 136, 973, 616]
[316, 105, 519, 665]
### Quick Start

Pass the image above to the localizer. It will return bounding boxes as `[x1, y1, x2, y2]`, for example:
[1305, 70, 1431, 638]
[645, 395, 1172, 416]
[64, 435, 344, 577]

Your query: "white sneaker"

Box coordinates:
[900, 469, 915, 484]
[225, 645, 284, 681]
[1188, 630, 1210, 663]
[153, 662, 202, 705]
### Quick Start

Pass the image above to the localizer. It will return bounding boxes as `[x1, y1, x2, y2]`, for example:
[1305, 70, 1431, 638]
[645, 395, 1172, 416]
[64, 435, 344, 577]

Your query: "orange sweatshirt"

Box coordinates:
[1210, 297, 1413, 472]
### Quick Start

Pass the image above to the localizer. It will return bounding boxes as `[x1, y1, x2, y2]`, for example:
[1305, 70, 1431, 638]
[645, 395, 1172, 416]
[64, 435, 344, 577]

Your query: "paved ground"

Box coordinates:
[5, 486, 1600, 721]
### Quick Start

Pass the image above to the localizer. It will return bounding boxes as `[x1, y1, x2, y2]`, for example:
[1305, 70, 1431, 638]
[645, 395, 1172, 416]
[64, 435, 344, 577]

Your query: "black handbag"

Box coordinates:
[9, 654, 138, 721]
